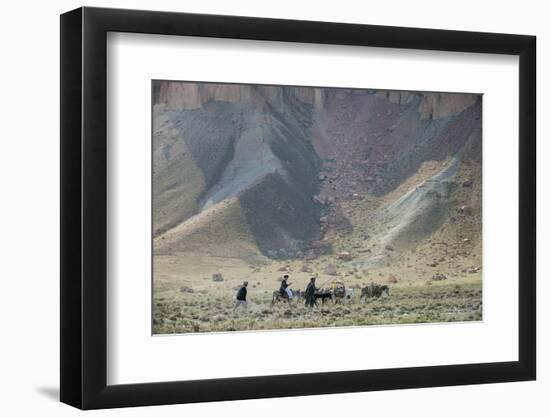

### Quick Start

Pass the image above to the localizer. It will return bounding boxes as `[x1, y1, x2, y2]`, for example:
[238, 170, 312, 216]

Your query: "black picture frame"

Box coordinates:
[60, 6, 536, 410]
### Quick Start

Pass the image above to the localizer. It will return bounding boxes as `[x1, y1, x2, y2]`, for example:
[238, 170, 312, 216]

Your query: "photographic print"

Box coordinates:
[152, 81, 482, 334]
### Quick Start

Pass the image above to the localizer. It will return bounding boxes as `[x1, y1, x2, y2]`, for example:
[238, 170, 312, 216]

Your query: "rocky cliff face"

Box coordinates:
[153, 81, 481, 263]
[156, 82, 247, 110]
[155, 82, 327, 112]
[418, 93, 478, 120]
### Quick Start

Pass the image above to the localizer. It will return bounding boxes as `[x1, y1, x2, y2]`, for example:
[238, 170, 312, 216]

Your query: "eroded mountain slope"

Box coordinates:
[153, 82, 482, 271]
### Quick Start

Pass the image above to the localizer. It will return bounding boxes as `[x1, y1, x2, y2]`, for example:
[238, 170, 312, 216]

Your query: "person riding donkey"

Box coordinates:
[279, 275, 293, 303]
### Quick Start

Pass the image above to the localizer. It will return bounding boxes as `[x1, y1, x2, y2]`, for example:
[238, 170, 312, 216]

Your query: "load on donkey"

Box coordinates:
[329, 279, 347, 303]
[313, 278, 347, 304]
[360, 282, 390, 302]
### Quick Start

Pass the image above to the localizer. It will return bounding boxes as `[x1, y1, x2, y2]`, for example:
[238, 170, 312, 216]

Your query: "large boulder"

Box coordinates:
[431, 273, 447, 281]
[324, 264, 338, 276]
[457, 205, 473, 216]
[337, 251, 353, 261]
[462, 179, 473, 188]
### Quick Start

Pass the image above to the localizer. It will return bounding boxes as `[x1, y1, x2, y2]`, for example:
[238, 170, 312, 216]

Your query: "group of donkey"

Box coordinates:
[271, 283, 390, 306]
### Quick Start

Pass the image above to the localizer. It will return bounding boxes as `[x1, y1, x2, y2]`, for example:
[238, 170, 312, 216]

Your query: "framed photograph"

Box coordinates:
[60, 6, 536, 409]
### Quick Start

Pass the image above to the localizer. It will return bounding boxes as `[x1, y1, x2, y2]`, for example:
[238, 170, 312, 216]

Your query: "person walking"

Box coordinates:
[233, 281, 248, 310]
[304, 277, 317, 308]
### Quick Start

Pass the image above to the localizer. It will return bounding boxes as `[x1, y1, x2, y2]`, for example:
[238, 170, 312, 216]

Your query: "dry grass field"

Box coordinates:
[153, 254, 482, 334]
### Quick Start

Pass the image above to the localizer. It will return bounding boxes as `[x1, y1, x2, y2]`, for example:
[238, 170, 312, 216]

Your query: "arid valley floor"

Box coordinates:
[152, 82, 483, 334]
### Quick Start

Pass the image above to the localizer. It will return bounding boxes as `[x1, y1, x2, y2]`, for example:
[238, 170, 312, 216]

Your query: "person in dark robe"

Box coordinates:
[233, 281, 248, 310]
[304, 277, 317, 307]
[368, 281, 375, 298]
